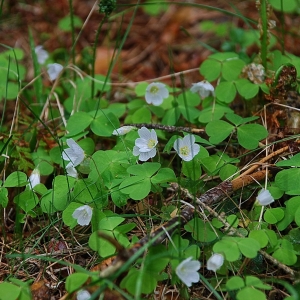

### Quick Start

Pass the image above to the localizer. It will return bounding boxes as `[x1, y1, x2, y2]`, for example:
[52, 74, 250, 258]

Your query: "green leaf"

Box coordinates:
[226, 276, 245, 291]
[269, 0, 298, 13]
[127, 162, 160, 177]
[0, 188, 8, 208]
[198, 104, 233, 123]
[14, 190, 39, 213]
[272, 239, 297, 266]
[58, 15, 83, 31]
[151, 168, 176, 183]
[4, 171, 28, 187]
[219, 164, 239, 181]
[235, 79, 260, 99]
[135, 82, 148, 96]
[89, 230, 116, 257]
[65, 273, 89, 293]
[31, 148, 53, 176]
[276, 153, 300, 167]
[120, 268, 157, 295]
[99, 216, 125, 230]
[132, 107, 151, 123]
[249, 230, 268, 248]
[0, 282, 21, 299]
[215, 81, 236, 103]
[162, 107, 181, 125]
[185, 217, 218, 243]
[245, 276, 271, 290]
[222, 59, 245, 81]
[237, 124, 268, 150]
[200, 59, 222, 81]
[294, 206, 300, 227]
[72, 179, 98, 204]
[182, 160, 202, 180]
[206, 120, 234, 144]
[119, 177, 151, 200]
[213, 237, 240, 262]
[264, 208, 285, 224]
[275, 169, 300, 194]
[237, 287, 267, 300]
[66, 112, 93, 135]
[90, 150, 130, 181]
[277, 208, 294, 231]
[90, 112, 120, 137]
[237, 238, 261, 258]
[62, 202, 82, 228]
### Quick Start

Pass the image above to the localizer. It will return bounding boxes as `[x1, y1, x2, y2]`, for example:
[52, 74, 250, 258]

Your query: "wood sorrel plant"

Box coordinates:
[1, 1, 300, 299]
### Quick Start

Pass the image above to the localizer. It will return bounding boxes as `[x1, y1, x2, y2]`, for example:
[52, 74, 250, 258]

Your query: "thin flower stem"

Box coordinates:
[128, 123, 204, 135]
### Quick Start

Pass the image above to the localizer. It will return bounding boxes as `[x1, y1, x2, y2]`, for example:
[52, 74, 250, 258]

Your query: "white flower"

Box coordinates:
[66, 165, 78, 178]
[35, 46, 49, 64]
[112, 126, 136, 136]
[133, 127, 158, 161]
[173, 134, 200, 161]
[176, 257, 201, 287]
[145, 82, 169, 106]
[62, 138, 85, 168]
[28, 169, 40, 189]
[207, 253, 224, 272]
[47, 63, 63, 81]
[190, 81, 215, 99]
[77, 289, 91, 300]
[256, 188, 274, 206]
[72, 205, 93, 226]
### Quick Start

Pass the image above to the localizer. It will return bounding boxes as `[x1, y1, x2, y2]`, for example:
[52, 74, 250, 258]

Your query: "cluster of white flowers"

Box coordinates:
[62, 138, 85, 171]
[118, 126, 200, 162]
[143, 80, 215, 106]
[61, 139, 92, 226]
[34, 45, 63, 81]
[175, 253, 224, 287]
[256, 188, 274, 206]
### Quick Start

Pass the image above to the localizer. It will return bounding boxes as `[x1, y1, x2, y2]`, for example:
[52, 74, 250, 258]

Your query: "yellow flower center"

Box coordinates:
[147, 139, 156, 149]
[180, 146, 190, 156]
[150, 86, 159, 94]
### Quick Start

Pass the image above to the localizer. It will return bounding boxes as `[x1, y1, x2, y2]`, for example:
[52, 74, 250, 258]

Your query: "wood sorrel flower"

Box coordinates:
[66, 165, 78, 178]
[112, 126, 136, 136]
[72, 205, 93, 226]
[35, 46, 49, 64]
[133, 127, 158, 161]
[256, 188, 274, 206]
[207, 253, 224, 272]
[47, 63, 63, 81]
[145, 82, 169, 106]
[76, 289, 91, 300]
[28, 168, 40, 189]
[62, 138, 85, 168]
[173, 134, 200, 161]
[190, 80, 215, 99]
[176, 257, 201, 287]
